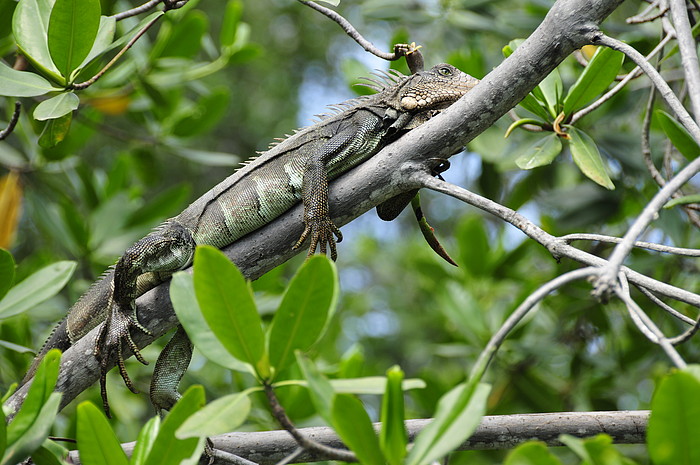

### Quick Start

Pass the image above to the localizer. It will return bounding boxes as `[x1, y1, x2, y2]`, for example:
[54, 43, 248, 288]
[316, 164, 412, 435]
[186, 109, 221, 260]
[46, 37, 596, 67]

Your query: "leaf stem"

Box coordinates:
[69, 13, 164, 90]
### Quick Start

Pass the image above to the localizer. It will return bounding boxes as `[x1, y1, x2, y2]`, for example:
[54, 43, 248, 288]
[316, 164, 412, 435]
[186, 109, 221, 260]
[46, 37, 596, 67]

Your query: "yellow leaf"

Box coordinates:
[581, 45, 598, 61]
[0, 171, 22, 248]
[86, 93, 131, 115]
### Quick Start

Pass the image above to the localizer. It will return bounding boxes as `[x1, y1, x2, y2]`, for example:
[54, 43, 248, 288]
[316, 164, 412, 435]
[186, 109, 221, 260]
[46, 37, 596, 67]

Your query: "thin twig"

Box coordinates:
[275, 448, 304, 465]
[589, 33, 700, 297]
[212, 449, 261, 465]
[591, 33, 700, 141]
[627, 0, 668, 23]
[560, 233, 700, 256]
[669, 0, 700, 118]
[642, 88, 667, 186]
[114, 0, 162, 21]
[0, 101, 21, 141]
[69, 13, 164, 90]
[637, 44, 700, 229]
[416, 173, 700, 309]
[571, 31, 675, 123]
[297, 0, 415, 63]
[616, 273, 687, 368]
[668, 315, 700, 344]
[635, 284, 696, 325]
[263, 383, 357, 463]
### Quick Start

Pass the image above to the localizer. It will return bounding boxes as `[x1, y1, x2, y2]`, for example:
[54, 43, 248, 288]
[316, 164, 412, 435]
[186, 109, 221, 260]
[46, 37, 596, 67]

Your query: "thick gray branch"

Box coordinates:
[5, 0, 625, 415]
[67, 410, 649, 464]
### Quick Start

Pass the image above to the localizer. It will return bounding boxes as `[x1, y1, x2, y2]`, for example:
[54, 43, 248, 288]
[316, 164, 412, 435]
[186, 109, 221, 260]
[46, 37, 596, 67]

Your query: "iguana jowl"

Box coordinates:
[23, 63, 479, 414]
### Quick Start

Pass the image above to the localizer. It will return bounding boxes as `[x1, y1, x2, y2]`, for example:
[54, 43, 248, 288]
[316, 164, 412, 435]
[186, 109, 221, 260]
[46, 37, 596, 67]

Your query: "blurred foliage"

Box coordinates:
[1, 0, 699, 463]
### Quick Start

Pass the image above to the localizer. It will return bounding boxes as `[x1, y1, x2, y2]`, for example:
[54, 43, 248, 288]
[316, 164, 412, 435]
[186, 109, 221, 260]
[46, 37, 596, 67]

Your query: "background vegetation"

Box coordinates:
[1, 0, 699, 463]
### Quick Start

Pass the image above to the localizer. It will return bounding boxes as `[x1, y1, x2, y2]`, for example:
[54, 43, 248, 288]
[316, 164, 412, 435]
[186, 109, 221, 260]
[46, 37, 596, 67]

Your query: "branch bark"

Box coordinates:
[66, 410, 649, 464]
[5, 0, 626, 416]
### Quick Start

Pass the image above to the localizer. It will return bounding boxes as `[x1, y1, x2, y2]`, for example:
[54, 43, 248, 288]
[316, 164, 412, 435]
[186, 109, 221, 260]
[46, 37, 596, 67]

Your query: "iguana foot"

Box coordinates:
[294, 216, 343, 260]
[95, 301, 151, 416]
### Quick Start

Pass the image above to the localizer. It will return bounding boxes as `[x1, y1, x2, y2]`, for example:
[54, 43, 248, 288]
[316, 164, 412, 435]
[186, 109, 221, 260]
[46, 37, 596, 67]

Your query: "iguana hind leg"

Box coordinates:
[96, 220, 196, 415]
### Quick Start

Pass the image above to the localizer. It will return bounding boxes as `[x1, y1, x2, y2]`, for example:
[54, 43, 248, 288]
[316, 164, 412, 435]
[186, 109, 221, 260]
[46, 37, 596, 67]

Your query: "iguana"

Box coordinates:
[22, 63, 479, 415]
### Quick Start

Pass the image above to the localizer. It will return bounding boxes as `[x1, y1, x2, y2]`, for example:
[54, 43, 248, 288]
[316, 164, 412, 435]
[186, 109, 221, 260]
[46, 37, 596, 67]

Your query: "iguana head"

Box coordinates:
[394, 63, 479, 113]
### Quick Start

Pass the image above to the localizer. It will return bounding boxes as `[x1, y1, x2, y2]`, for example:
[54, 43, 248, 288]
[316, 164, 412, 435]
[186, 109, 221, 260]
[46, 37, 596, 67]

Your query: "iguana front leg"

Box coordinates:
[96, 220, 196, 414]
[294, 114, 384, 259]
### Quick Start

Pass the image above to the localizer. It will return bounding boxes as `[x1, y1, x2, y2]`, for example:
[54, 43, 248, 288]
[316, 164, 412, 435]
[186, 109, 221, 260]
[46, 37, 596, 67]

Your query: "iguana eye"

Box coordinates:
[438, 66, 453, 76]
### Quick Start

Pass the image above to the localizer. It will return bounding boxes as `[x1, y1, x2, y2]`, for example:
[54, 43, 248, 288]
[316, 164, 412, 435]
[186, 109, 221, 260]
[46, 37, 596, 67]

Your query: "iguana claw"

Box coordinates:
[294, 216, 342, 260]
[95, 300, 151, 417]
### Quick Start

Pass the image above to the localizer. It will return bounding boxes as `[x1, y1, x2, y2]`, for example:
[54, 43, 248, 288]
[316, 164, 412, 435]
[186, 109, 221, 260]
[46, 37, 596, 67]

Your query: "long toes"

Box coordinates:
[116, 350, 139, 394]
[294, 226, 311, 249]
[100, 373, 111, 418]
[126, 333, 148, 365]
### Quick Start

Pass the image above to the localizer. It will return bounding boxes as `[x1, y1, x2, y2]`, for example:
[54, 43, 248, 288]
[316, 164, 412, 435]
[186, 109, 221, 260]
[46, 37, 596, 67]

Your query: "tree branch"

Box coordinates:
[5, 0, 627, 416]
[669, 0, 700, 118]
[66, 411, 650, 464]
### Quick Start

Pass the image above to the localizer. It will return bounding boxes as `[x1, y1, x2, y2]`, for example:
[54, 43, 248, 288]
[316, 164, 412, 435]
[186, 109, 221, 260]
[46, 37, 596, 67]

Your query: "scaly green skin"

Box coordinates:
[23, 64, 479, 415]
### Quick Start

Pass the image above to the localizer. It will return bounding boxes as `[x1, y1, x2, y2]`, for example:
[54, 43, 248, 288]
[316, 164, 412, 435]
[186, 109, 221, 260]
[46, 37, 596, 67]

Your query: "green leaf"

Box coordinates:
[665, 194, 700, 208]
[30, 441, 69, 465]
[502, 39, 524, 58]
[33, 92, 80, 121]
[193, 246, 268, 378]
[563, 46, 624, 114]
[505, 118, 545, 138]
[566, 126, 614, 189]
[0, 398, 6, 460]
[143, 386, 206, 465]
[329, 377, 425, 394]
[515, 134, 563, 169]
[296, 353, 335, 424]
[331, 394, 385, 465]
[47, 0, 101, 79]
[125, 184, 191, 228]
[171, 272, 251, 372]
[76, 402, 129, 465]
[130, 416, 160, 465]
[268, 255, 338, 375]
[517, 93, 551, 121]
[12, 0, 64, 83]
[380, 366, 407, 465]
[1, 394, 61, 465]
[560, 434, 635, 465]
[3, 350, 62, 465]
[0, 62, 62, 97]
[177, 390, 251, 439]
[6, 350, 60, 443]
[406, 381, 491, 465]
[220, 0, 243, 49]
[648, 371, 700, 465]
[504, 441, 563, 465]
[316, 0, 340, 5]
[38, 112, 72, 148]
[76, 15, 116, 74]
[157, 11, 207, 59]
[655, 110, 700, 160]
[0, 249, 15, 301]
[538, 68, 563, 118]
[0, 260, 76, 319]
[172, 88, 232, 138]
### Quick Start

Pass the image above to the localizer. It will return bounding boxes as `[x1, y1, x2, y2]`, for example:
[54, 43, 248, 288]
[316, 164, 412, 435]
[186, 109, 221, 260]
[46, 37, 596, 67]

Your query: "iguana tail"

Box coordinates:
[20, 318, 71, 385]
